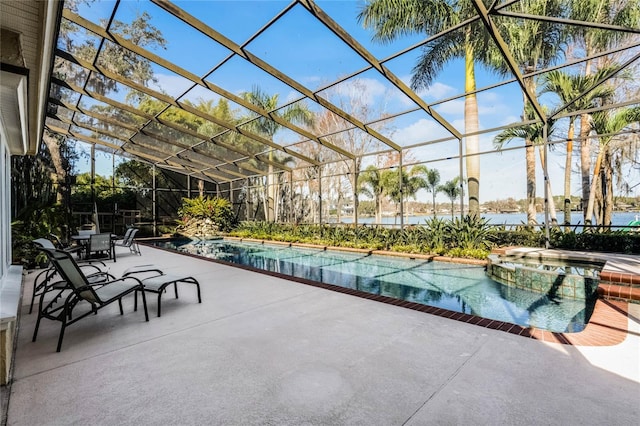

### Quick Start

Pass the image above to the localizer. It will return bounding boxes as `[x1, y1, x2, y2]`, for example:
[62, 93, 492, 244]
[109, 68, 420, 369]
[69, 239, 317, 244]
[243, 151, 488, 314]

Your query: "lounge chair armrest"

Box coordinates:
[122, 265, 163, 277]
[78, 264, 103, 274]
[33, 268, 58, 287]
[112, 276, 144, 287]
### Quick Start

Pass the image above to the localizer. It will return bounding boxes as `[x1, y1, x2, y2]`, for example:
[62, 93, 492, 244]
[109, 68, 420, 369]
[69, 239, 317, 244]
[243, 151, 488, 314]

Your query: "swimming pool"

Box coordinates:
[153, 239, 596, 333]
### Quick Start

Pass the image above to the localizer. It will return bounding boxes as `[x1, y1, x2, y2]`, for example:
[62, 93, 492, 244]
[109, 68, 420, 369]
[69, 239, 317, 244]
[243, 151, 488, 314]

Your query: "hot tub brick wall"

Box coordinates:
[489, 262, 596, 301]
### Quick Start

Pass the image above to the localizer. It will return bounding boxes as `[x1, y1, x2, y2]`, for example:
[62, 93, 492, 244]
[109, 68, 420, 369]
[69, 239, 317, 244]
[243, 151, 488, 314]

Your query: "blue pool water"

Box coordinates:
[153, 239, 596, 333]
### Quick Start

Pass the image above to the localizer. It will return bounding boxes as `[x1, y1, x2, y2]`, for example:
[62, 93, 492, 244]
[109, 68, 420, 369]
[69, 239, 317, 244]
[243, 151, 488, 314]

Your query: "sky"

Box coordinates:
[70, 0, 639, 203]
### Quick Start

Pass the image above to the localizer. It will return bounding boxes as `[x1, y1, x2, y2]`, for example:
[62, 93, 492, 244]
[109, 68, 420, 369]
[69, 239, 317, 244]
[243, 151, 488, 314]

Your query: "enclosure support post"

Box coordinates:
[399, 151, 404, 229]
[246, 179, 251, 221]
[353, 158, 358, 227]
[187, 175, 191, 198]
[318, 166, 323, 225]
[543, 125, 550, 249]
[152, 164, 157, 237]
[459, 137, 464, 219]
[90, 143, 96, 210]
[289, 171, 294, 223]
[112, 153, 116, 234]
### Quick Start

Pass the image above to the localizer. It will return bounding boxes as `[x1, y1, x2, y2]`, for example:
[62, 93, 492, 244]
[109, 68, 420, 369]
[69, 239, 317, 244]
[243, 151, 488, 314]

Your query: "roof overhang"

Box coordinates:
[1, 0, 61, 155]
[0, 64, 29, 155]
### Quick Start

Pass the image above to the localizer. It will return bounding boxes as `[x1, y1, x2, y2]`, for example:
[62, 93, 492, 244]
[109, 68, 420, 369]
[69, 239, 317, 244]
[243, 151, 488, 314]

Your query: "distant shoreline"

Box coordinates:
[329, 211, 639, 228]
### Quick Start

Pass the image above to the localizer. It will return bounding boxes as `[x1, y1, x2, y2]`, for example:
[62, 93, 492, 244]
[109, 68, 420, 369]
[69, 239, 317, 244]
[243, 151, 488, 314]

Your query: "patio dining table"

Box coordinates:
[71, 233, 118, 261]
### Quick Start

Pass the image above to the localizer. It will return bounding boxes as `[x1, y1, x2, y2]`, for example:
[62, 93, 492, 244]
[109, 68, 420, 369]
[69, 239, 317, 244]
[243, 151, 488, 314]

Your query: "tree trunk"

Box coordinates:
[198, 179, 204, 197]
[585, 146, 604, 226]
[537, 145, 558, 226]
[43, 131, 67, 204]
[522, 79, 538, 225]
[526, 143, 537, 224]
[564, 121, 575, 231]
[267, 161, 275, 222]
[353, 169, 359, 225]
[595, 180, 603, 228]
[580, 59, 593, 222]
[432, 192, 437, 217]
[603, 148, 613, 227]
[464, 42, 480, 218]
[336, 178, 343, 223]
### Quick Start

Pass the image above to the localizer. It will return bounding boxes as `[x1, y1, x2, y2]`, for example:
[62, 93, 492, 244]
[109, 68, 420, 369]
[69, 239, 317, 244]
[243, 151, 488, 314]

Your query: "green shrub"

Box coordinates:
[448, 215, 493, 251]
[11, 203, 67, 267]
[178, 196, 235, 232]
[446, 247, 490, 260]
[489, 229, 543, 247]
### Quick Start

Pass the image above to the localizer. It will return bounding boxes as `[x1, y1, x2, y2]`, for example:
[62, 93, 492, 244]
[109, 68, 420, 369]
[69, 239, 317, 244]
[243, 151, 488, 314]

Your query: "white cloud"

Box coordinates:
[284, 90, 304, 104]
[333, 77, 387, 106]
[399, 75, 455, 99]
[497, 115, 521, 127]
[182, 85, 222, 105]
[149, 73, 194, 98]
[394, 118, 453, 145]
[421, 82, 456, 99]
[435, 99, 465, 116]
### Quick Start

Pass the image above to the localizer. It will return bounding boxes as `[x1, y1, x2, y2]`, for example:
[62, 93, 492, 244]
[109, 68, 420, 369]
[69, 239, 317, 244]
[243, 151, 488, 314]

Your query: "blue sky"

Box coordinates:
[71, 0, 610, 204]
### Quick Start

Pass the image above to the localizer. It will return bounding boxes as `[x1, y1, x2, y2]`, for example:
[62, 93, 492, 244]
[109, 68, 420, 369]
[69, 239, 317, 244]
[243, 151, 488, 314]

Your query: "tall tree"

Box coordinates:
[494, 104, 559, 225]
[497, 0, 566, 224]
[358, 165, 386, 223]
[358, 0, 490, 218]
[567, 0, 640, 222]
[379, 166, 427, 222]
[46, 0, 165, 207]
[585, 106, 640, 226]
[241, 86, 314, 221]
[313, 79, 395, 224]
[423, 168, 441, 217]
[541, 68, 617, 230]
[438, 177, 461, 220]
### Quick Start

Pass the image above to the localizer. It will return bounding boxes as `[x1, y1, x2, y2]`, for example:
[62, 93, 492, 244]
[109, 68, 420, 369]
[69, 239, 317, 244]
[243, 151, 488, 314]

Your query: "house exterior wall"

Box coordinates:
[0, 116, 24, 385]
[1, 0, 58, 385]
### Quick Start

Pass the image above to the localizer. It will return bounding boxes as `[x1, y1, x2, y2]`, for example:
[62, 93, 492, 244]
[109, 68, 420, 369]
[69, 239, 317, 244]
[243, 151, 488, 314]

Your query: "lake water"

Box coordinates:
[330, 211, 640, 230]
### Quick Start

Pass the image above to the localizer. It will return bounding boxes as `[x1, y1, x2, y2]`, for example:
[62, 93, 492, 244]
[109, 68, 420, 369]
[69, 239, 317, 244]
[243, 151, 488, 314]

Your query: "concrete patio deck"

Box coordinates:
[3, 245, 639, 425]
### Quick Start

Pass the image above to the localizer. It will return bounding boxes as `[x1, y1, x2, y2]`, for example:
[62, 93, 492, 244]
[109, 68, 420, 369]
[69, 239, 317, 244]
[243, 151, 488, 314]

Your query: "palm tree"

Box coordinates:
[404, 165, 429, 219]
[423, 168, 441, 217]
[380, 169, 403, 222]
[358, 0, 489, 218]
[358, 165, 385, 223]
[494, 104, 559, 225]
[241, 86, 314, 221]
[568, 0, 640, 222]
[497, 0, 566, 224]
[584, 106, 640, 226]
[438, 177, 461, 220]
[541, 68, 617, 230]
[377, 166, 427, 223]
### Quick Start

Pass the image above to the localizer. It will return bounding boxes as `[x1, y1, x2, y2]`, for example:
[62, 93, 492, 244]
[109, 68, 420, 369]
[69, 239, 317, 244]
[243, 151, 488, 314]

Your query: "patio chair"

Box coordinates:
[49, 233, 84, 258]
[30, 238, 107, 314]
[32, 248, 149, 352]
[114, 228, 141, 255]
[122, 265, 202, 317]
[86, 232, 115, 262]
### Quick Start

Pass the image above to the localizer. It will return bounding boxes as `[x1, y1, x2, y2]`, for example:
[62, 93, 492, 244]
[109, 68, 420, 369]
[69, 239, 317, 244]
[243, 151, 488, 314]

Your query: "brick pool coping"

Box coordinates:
[143, 239, 631, 347]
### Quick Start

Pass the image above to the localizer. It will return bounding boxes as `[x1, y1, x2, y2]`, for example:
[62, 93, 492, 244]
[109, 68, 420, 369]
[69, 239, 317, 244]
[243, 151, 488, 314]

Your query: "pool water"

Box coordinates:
[154, 239, 596, 333]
